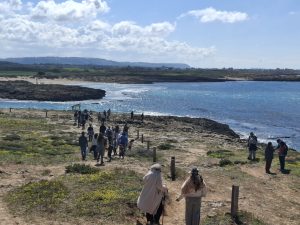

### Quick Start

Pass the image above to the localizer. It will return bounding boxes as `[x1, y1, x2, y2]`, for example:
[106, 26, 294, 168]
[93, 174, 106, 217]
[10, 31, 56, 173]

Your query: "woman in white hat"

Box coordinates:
[176, 167, 207, 225]
[137, 163, 168, 225]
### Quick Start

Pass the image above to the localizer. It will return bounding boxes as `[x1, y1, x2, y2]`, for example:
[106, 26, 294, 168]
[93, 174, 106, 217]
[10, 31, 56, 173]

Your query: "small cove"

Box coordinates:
[1, 81, 299, 150]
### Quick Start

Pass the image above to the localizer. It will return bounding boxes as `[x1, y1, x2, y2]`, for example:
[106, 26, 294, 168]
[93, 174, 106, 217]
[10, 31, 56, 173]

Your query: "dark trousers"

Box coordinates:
[265, 159, 272, 173]
[279, 156, 286, 171]
[88, 135, 93, 142]
[90, 145, 97, 159]
[80, 146, 87, 160]
[146, 201, 163, 224]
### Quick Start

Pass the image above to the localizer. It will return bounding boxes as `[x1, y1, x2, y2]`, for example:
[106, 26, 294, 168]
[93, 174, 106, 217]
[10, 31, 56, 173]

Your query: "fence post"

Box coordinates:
[141, 134, 144, 143]
[153, 147, 157, 162]
[231, 185, 239, 218]
[137, 130, 139, 139]
[171, 156, 176, 181]
[45, 110, 48, 118]
[147, 141, 150, 151]
[9, 108, 12, 113]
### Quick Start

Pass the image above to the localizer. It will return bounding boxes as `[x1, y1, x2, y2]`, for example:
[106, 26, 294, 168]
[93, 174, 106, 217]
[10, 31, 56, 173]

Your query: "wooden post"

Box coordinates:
[141, 134, 144, 143]
[9, 108, 12, 113]
[147, 141, 150, 151]
[153, 147, 157, 162]
[137, 130, 139, 139]
[45, 110, 48, 118]
[231, 185, 239, 218]
[171, 156, 176, 181]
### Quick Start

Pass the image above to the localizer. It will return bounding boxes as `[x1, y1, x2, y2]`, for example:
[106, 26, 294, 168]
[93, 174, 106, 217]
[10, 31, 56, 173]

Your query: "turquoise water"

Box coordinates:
[1, 81, 299, 150]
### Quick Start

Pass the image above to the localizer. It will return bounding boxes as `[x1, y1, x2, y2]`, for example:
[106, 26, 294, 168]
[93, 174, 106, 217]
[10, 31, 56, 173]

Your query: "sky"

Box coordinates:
[0, 0, 299, 68]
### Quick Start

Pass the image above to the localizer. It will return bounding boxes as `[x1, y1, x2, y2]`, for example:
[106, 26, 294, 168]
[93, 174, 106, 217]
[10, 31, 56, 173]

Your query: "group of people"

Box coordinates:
[137, 164, 207, 225]
[79, 120, 131, 164]
[74, 109, 92, 129]
[130, 111, 144, 122]
[97, 109, 111, 123]
[247, 132, 289, 174]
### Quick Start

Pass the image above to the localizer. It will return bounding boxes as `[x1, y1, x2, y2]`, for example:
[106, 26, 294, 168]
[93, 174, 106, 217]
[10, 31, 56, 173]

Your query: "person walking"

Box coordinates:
[100, 122, 106, 134]
[131, 111, 134, 120]
[87, 124, 94, 142]
[176, 167, 207, 225]
[118, 131, 128, 159]
[137, 164, 168, 225]
[96, 133, 107, 165]
[276, 139, 288, 172]
[90, 133, 98, 160]
[247, 132, 258, 161]
[265, 142, 275, 174]
[79, 132, 88, 161]
[141, 113, 144, 122]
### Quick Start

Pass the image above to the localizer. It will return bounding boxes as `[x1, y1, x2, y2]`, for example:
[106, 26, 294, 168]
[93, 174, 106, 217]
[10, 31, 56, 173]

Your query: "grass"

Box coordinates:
[207, 150, 234, 159]
[0, 115, 79, 165]
[5, 168, 143, 224]
[202, 211, 268, 225]
[6, 180, 69, 214]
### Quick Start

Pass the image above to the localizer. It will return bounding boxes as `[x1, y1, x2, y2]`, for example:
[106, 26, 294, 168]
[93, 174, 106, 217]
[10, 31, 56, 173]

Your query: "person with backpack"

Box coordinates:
[137, 163, 168, 225]
[106, 126, 113, 145]
[276, 139, 288, 172]
[176, 167, 207, 225]
[265, 142, 275, 174]
[79, 132, 88, 161]
[247, 132, 258, 161]
[118, 132, 128, 159]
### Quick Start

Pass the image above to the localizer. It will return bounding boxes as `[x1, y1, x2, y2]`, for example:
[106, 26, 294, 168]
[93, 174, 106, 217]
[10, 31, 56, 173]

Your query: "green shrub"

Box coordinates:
[157, 143, 174, 150]
[219, 159, 233, 167]
[65, 164, 99, 174]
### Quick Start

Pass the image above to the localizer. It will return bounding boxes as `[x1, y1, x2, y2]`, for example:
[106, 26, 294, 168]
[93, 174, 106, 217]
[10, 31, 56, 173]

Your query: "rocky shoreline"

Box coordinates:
[0, 80, 105, 101]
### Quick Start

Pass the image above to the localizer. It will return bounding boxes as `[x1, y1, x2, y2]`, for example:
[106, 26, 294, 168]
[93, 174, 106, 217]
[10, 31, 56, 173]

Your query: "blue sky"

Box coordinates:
[0, 0, 299, 68]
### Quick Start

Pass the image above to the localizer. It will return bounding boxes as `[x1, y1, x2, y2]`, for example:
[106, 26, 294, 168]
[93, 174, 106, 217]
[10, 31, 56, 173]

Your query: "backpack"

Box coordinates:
[106, 129, 113, 138]
[248, 136, 257, 145]
[281, 142, 288, 155]
[119, 135, 127, 146]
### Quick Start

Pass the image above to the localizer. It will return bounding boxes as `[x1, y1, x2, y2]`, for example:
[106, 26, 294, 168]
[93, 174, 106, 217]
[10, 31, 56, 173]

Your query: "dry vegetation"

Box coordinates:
[0, 108, 299, 225]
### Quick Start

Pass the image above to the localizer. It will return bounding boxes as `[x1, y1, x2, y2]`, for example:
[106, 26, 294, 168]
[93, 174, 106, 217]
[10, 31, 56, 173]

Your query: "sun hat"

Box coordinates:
[150, 163, 161, 170]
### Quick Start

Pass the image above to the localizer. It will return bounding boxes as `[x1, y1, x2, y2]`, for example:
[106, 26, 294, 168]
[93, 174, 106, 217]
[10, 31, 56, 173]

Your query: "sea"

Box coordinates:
[1, 81, 299, 151]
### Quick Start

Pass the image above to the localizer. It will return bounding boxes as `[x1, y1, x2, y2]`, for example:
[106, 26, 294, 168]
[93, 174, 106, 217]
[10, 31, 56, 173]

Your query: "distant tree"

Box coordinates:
[36, 71, 45, 76]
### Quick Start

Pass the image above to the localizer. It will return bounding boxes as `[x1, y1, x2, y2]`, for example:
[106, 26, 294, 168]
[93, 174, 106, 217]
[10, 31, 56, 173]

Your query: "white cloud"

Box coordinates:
[30, 0, 110, 22]
[0, 0, 23, 14]
[0, 1, 215, 64]
[180, 7, 248, 23]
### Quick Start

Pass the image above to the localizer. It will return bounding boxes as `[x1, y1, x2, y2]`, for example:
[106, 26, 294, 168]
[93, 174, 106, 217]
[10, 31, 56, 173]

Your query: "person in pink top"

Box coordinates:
[176, 167, 207, 225]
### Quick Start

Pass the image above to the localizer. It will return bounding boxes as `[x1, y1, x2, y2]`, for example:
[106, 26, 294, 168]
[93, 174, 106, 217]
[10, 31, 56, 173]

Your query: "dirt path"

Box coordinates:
[0, 110, 299, 225]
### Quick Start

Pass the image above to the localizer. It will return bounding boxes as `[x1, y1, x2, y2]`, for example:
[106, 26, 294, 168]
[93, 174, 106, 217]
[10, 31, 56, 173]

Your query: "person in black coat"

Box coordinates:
[265, 142, 275, 174]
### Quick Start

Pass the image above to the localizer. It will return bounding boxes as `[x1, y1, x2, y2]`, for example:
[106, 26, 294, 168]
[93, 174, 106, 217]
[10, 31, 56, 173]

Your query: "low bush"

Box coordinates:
[219, 159, 233, 167]
[65, 163, 99, 174]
